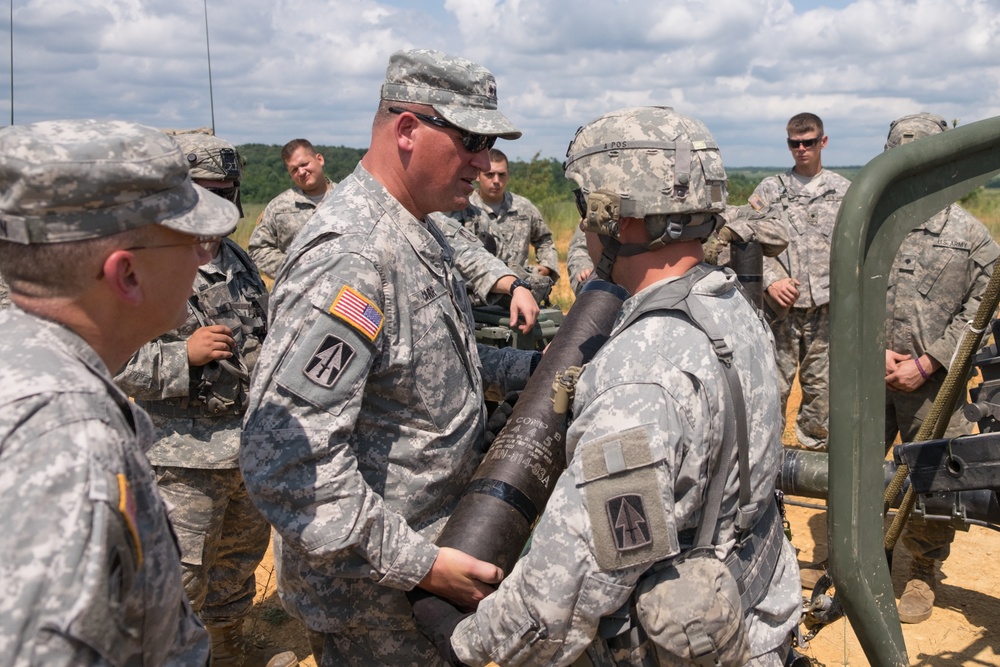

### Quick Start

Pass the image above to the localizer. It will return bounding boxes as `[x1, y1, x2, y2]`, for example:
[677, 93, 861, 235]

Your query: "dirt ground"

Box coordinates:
[245, 382, 1000, 667]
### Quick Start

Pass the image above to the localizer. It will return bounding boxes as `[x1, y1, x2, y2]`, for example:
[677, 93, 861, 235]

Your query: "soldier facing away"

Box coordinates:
[413, 106, 801, 666]
[0, 119, 238, 666]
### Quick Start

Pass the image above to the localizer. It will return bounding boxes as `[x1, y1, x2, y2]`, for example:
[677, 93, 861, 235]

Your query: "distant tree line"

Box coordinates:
[237, 142, 999, 207]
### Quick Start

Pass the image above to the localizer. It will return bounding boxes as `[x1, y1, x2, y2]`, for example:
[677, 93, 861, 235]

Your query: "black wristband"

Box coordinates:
[509, 278, 532, 296]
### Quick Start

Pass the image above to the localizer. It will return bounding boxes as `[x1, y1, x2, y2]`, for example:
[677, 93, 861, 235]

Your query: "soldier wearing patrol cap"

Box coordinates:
[413, 106, 801, 666]
[882, 113, 1000, 624]
[0, 119, 238, 665]
[114, 132, 295, 666]
[240, 48, 538, 667]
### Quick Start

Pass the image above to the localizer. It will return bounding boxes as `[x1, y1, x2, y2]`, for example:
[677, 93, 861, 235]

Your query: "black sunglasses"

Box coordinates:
[388, 107, 496, 154]
[573, 188, 588, 218]
[787, 136, 822, 149]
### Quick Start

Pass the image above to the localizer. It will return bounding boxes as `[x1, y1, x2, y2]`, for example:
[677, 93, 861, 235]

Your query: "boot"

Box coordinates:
[897, 557, 936, 624]
[206, 623, 243, 666]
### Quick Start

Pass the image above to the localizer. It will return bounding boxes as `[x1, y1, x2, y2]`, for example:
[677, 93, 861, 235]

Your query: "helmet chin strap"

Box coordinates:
[594, 234, 657, 281]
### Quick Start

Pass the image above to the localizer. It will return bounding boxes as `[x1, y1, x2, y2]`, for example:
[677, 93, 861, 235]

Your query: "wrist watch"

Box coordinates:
[509, 278, 532, 296]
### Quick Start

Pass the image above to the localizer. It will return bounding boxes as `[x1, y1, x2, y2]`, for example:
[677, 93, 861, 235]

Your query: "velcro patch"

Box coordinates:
[303, 334, 355, 387]
[748, 194, 765, 211]
[117, 473, 143, 566]
[330, 286, 383, 342]
[607, 494, 653, 552]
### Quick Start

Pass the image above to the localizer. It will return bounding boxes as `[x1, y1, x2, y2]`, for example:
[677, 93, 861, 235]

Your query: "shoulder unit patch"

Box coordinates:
[303, 334, 356, 387]
[606, 493, 653, 552]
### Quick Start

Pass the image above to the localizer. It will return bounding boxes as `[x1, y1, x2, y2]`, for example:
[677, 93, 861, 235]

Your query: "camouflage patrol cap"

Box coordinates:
[0, 119, 239, 244]
[885, 113, 949, 151]
[565, 106, 727, 243]
[381, 49, 521, 140]
[173, 131, 244, 183]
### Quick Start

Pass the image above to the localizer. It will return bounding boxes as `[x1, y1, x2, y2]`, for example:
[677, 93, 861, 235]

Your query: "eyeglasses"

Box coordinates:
[388, 106, 496, 154]
[787, 136, 822, 149]
[573, 188, 588, 218]
[125, 235, 221, 253]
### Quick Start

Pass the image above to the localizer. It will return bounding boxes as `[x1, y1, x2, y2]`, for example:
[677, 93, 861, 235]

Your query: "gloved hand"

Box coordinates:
[702, 226, 735, 265]
[483, 391, 520, 452]
[407, 588, 472, 667]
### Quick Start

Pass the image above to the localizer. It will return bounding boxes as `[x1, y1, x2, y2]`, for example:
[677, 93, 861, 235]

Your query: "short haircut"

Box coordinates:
[0, 227, 150, 299]
[787, 113, 824, 137]
[281, 139, 318, 164]
[488, 148, 508, 166]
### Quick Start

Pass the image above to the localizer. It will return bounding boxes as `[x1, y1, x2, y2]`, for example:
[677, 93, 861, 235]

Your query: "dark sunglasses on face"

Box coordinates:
[787, 136, 822, 149]
[388, 107, 496, 154]
[203, 185, 240, 204]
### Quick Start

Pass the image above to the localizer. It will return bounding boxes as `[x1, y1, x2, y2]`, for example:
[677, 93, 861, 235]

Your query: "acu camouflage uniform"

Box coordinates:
[451, 268, 800, 666]
[240, 163, 533, 666]
[0, 273, 9, 309]
[451, 190, 560, 281]
[248, 179, 335, 279]
[885, 203, 999, 561]
[567, 227, 594, 295]
[752, 168, 851, 449]
[115, 238, 271, 626]
[0, 307, 209, 666]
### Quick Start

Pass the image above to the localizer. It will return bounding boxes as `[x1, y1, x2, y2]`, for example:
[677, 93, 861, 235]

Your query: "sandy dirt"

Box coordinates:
[245, 367, 1000, 667]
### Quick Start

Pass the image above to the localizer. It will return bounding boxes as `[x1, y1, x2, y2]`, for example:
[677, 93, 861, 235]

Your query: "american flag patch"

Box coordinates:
[330, 286, 383, 341]
[117, 473, 143, 566]
[748, 194, 765, 211]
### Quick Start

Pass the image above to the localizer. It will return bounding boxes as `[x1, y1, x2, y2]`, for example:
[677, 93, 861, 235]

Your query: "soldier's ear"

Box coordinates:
[100, 250, 144, 306]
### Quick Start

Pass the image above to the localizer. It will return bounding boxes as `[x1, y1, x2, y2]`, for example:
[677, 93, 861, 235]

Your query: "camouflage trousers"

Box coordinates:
[885, 375, 971, 562]
[772, 305, 830, 450]
[155, 465, 272, 626]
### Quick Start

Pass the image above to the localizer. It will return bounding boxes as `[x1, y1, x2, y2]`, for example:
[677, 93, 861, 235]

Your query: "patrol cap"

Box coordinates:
[380, 49, 521, 140]
[0, 119, 239, 245]
[172, 131, 244, 183]
[885, 113, 949, 151]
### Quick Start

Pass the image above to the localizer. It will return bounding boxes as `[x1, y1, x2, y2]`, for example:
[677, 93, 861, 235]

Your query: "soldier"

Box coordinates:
[0, 118, 235, 665]
[248, 139, 335, 280]
[566, 226, 593, 295]
[240, 49, 536, 667]
[114, 132, 296, 667]
[414, 106, 801, 666]
[753, 113, 851, 451]
[881, 113, 1000, 624]
[449, 148, 560, 295]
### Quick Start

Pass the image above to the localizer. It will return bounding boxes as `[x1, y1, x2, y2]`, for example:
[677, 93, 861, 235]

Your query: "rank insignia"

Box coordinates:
[606, 494, 652, 552]
[330, 286, 383, 342]
[303, 334, 355, 387]
[117, 473, 143, 566]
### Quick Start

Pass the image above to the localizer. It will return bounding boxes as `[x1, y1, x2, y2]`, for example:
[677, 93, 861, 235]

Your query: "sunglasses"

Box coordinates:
[388, 107, 496, 154]
[202, 185, 240, 204]
[126, 235, 221, 254]
[787, 136, 822, 149]
[573, 188, 588, 218]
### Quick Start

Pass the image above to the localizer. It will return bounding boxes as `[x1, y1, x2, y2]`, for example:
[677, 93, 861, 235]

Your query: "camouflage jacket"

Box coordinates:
[452, 267, 800, 665]
[886, 204, 999, 373]
[431, 212, 514, 302]
[752, 169, 851, 308]
[0, 273, 9, 310]
[248, 180, 334, 279]
[566, 227, 593, 294]
[240, 163, 532, 632]
[0, 307, 208, 666]
[450, 190, 560, 280]
[115, 239, 268, 469]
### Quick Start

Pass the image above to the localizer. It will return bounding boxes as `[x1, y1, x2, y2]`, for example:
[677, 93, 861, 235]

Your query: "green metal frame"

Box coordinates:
[828, 115, 1000, 666]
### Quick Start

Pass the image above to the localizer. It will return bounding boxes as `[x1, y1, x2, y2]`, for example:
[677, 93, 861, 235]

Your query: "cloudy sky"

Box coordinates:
[2, 0, 998, 167]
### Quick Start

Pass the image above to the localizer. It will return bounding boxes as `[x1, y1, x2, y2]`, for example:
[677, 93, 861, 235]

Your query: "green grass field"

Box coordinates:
[234, 188, 1000, 314]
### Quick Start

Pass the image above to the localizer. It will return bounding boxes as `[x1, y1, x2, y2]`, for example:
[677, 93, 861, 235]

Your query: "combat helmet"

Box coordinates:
[170, 130, 245, 215]
[885, 113, 949, 151]
[564, 106, 727, 279]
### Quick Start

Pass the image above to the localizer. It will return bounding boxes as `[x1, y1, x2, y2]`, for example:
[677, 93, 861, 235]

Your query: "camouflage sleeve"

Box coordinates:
[529, 207, 560, 279]
[476, 344, 534, 399]
[433, 213, 511, 300]
[748, 180, 792, 288]
[925, 210, 1000, 370]
[725, 204, 791, 258]
[247, 204, 287, 280]
[566, 227, 594, 293]
[240, 248, 438, 590]
[114, 323, 193, 400]
[452, 379, 685, 665]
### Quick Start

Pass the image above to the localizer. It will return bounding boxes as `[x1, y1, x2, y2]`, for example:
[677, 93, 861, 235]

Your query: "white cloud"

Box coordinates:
[1, 0, 998, 167]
